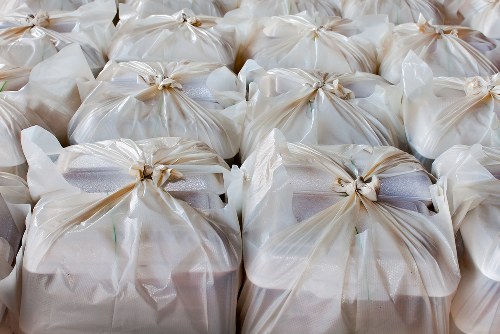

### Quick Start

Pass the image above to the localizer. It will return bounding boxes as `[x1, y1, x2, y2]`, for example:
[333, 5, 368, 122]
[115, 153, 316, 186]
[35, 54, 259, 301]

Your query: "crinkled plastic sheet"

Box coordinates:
[402, 52, 500, 169]
[459, 0, 500, 40]
[239, 63, 406, 160]
[234, 130, 459, 334]
[69, 60, 246, 159]
[433, 145, 500, 334]
[123, 0, 239, 17]
[226, 0, 341, 18]
[18, 126, 242, 333]
[380, 15, 500, 84]
[0, 64, 31, 92]
[0, 0, 106, 11]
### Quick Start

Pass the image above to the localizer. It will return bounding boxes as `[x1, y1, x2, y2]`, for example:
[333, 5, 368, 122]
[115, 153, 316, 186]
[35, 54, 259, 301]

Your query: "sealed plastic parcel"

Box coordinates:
[123, 0, 239, 17]
[433, 145, 500, 334]
[235, 130, 459, 334]
[18, 126, 242, 333]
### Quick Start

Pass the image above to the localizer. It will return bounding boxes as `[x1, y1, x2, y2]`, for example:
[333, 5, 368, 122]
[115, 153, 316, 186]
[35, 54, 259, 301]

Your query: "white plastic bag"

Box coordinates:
[0, 64, 30, 92]
[109, 7, 237, 69]
[235, 130, 459, 334]
[69, 60, 245, 160]
[0, 0, 115, 76]
[459, 0, 500, 40]
[380, 15, 500, 83]
[19, 125, 242, 333]
[226, 0, 341, 18]
[341, 0, 445, 24]
[402, 52, 500, 169]
[0, 44, 94, 177]
[123, 0, 239, 17]
[240, 13, 381, 74]
[0, 0, 106, 11]
[433, 145, 500, 334]
[240, 62, 406, 160]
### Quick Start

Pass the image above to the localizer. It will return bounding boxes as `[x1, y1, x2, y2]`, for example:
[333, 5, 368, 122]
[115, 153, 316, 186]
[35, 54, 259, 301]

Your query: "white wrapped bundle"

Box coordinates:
[0, 0, 105, 11]
[402, 53, 500, 168]
[240, 13, 380, 74]
[433, 145, 500, 334]
[0, 172, 31, 333]
[380, 15, 500, 83]
[459, 0, 500, 39]
[0, 64, 31, 91]
[226, 0, 341, 18]
[123, 0, 239, 17]
[341, 0, 444, 24]
[0, 0, 115, 76]
[69, 60, 245, 160]
[240, 63, 406, 160]
[233, 130, 459, 334]
[0, 44, 94, 177]
[109, 7, 236, 69]
[19, 126, 242, 334]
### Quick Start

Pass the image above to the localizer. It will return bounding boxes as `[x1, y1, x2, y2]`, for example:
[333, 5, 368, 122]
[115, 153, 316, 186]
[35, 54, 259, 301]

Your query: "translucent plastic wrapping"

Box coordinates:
[109, 7, 237, 69]
[227, 0, 341, 18]
[0, 44, 94, 177]
[239, 62, 406, 160]
[433, 145, 500, 334]
[239, 13, 382, 74]
[18, 125, 242, 334]
[69, 60, 245, 160]
[380, 15, 500, 84]
[402, 53, 500, 169]
[341, 0, 444, 25]
[459, 0, 500, 40]
[0, 0, 105, 11]
[231, 130, 459, 334]
[0, 0, 115, 76]
[0, 64, 31, 92]
[0, 173, 31, 333]
[123, 0, 239, 17]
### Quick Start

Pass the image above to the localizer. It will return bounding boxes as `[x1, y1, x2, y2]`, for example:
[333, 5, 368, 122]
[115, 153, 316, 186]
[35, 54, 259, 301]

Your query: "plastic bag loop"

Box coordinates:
[25, 11, 50, 28]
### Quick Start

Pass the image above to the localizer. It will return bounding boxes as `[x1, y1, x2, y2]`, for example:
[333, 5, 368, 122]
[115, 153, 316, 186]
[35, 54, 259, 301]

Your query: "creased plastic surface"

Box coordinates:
[402, 52, 500, 168]
[0, 0, 105, 11]
[226, 0, 341, 18]
[236, 130, 459, 334]
[459, 0, 500, 39]
[380, 15, 500, 83]
[19, 126, 241, 334]
[433, 145, 500, 334]
[124, 0, 239, 17]
[240, 64, 406, 160]
[69, 60, 245, 159]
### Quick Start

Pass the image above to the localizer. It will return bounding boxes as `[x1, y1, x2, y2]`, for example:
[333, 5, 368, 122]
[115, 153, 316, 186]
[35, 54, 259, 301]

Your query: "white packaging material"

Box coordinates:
[226, 0, 341, 18]
[341, 0, 444, 24]
[402, 53, 500, 169]
[0, 0, 115, 76]
[18, 125, 242, 334]
[240, 13, 382, 74]
[0, 0, 105, 11]
[240, 63, 406, 160]
[123, 0, 239, 17]
[0, 44, 94, 177]
[109, 7, 237, 69]
[0, 172, 31, 333]
[459, 0, 500, 40]
[68, 60, 245, 160]
[380, 15, 500, 84]
[233, 130, 459, 334]
[433, 145, 500, 334]
[0, 64, 31, 91]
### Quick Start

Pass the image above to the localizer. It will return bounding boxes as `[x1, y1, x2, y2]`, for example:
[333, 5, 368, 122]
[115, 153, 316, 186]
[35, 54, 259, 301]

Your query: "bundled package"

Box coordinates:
[402, 53, 500, 168]
[233, 130, 459, 334]
[68, 60, 245, 160]
[0, 0, 104, 11]
[18, 126, 242, 333]
[0, 44, 94, 177]
[433, 145, 500, 334]
[108, 8, 237, 69]
[341, 0, 444, 24]
[239, 13, 381, 74]
[226, 0, 341, 18]
[0, 173, 31, 332]
[240, 63, 406, 160]
[123, 0, 239, 17]
[379, 15, 500, 83]
[0, 64, 31, 92]
[459, 0, 500, 39]
[0, 0, 115, 76]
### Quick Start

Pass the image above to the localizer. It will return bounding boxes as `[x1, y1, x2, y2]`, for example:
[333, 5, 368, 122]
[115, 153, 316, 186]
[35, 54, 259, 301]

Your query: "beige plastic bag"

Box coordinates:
[239, 62, 406, 160]
[69, 60, 245, 160]
[123, 0, 239, 17]
[459, 0, 500, 39]
[402, 52, 500, 169]
[18, 125, 242, 333]
[380, 15, 500, 83]
[0, 0, 115, 75]
[233, 130, 459, 334]
[433, 145, 500, 334]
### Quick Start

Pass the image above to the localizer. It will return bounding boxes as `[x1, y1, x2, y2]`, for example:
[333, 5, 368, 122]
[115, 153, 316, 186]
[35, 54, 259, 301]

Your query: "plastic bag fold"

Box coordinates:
[0, 0, 107, 11]
[458, 0, 500, 40]
[123, 0, 239, 17]
[226, 0, 341, 18]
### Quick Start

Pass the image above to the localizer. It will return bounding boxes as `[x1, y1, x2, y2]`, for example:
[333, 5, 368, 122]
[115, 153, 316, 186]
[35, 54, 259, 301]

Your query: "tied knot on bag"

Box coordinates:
[333, 175, 380, 202]
[306, 78, 355, 100]
[181, 13, 202, 27]
[417, 15, 458, 37]
[465, 76, 500, 100]
[129, 162, 184, 187]
[25, 11, 50, 28]
[141, 74, 183, 91]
